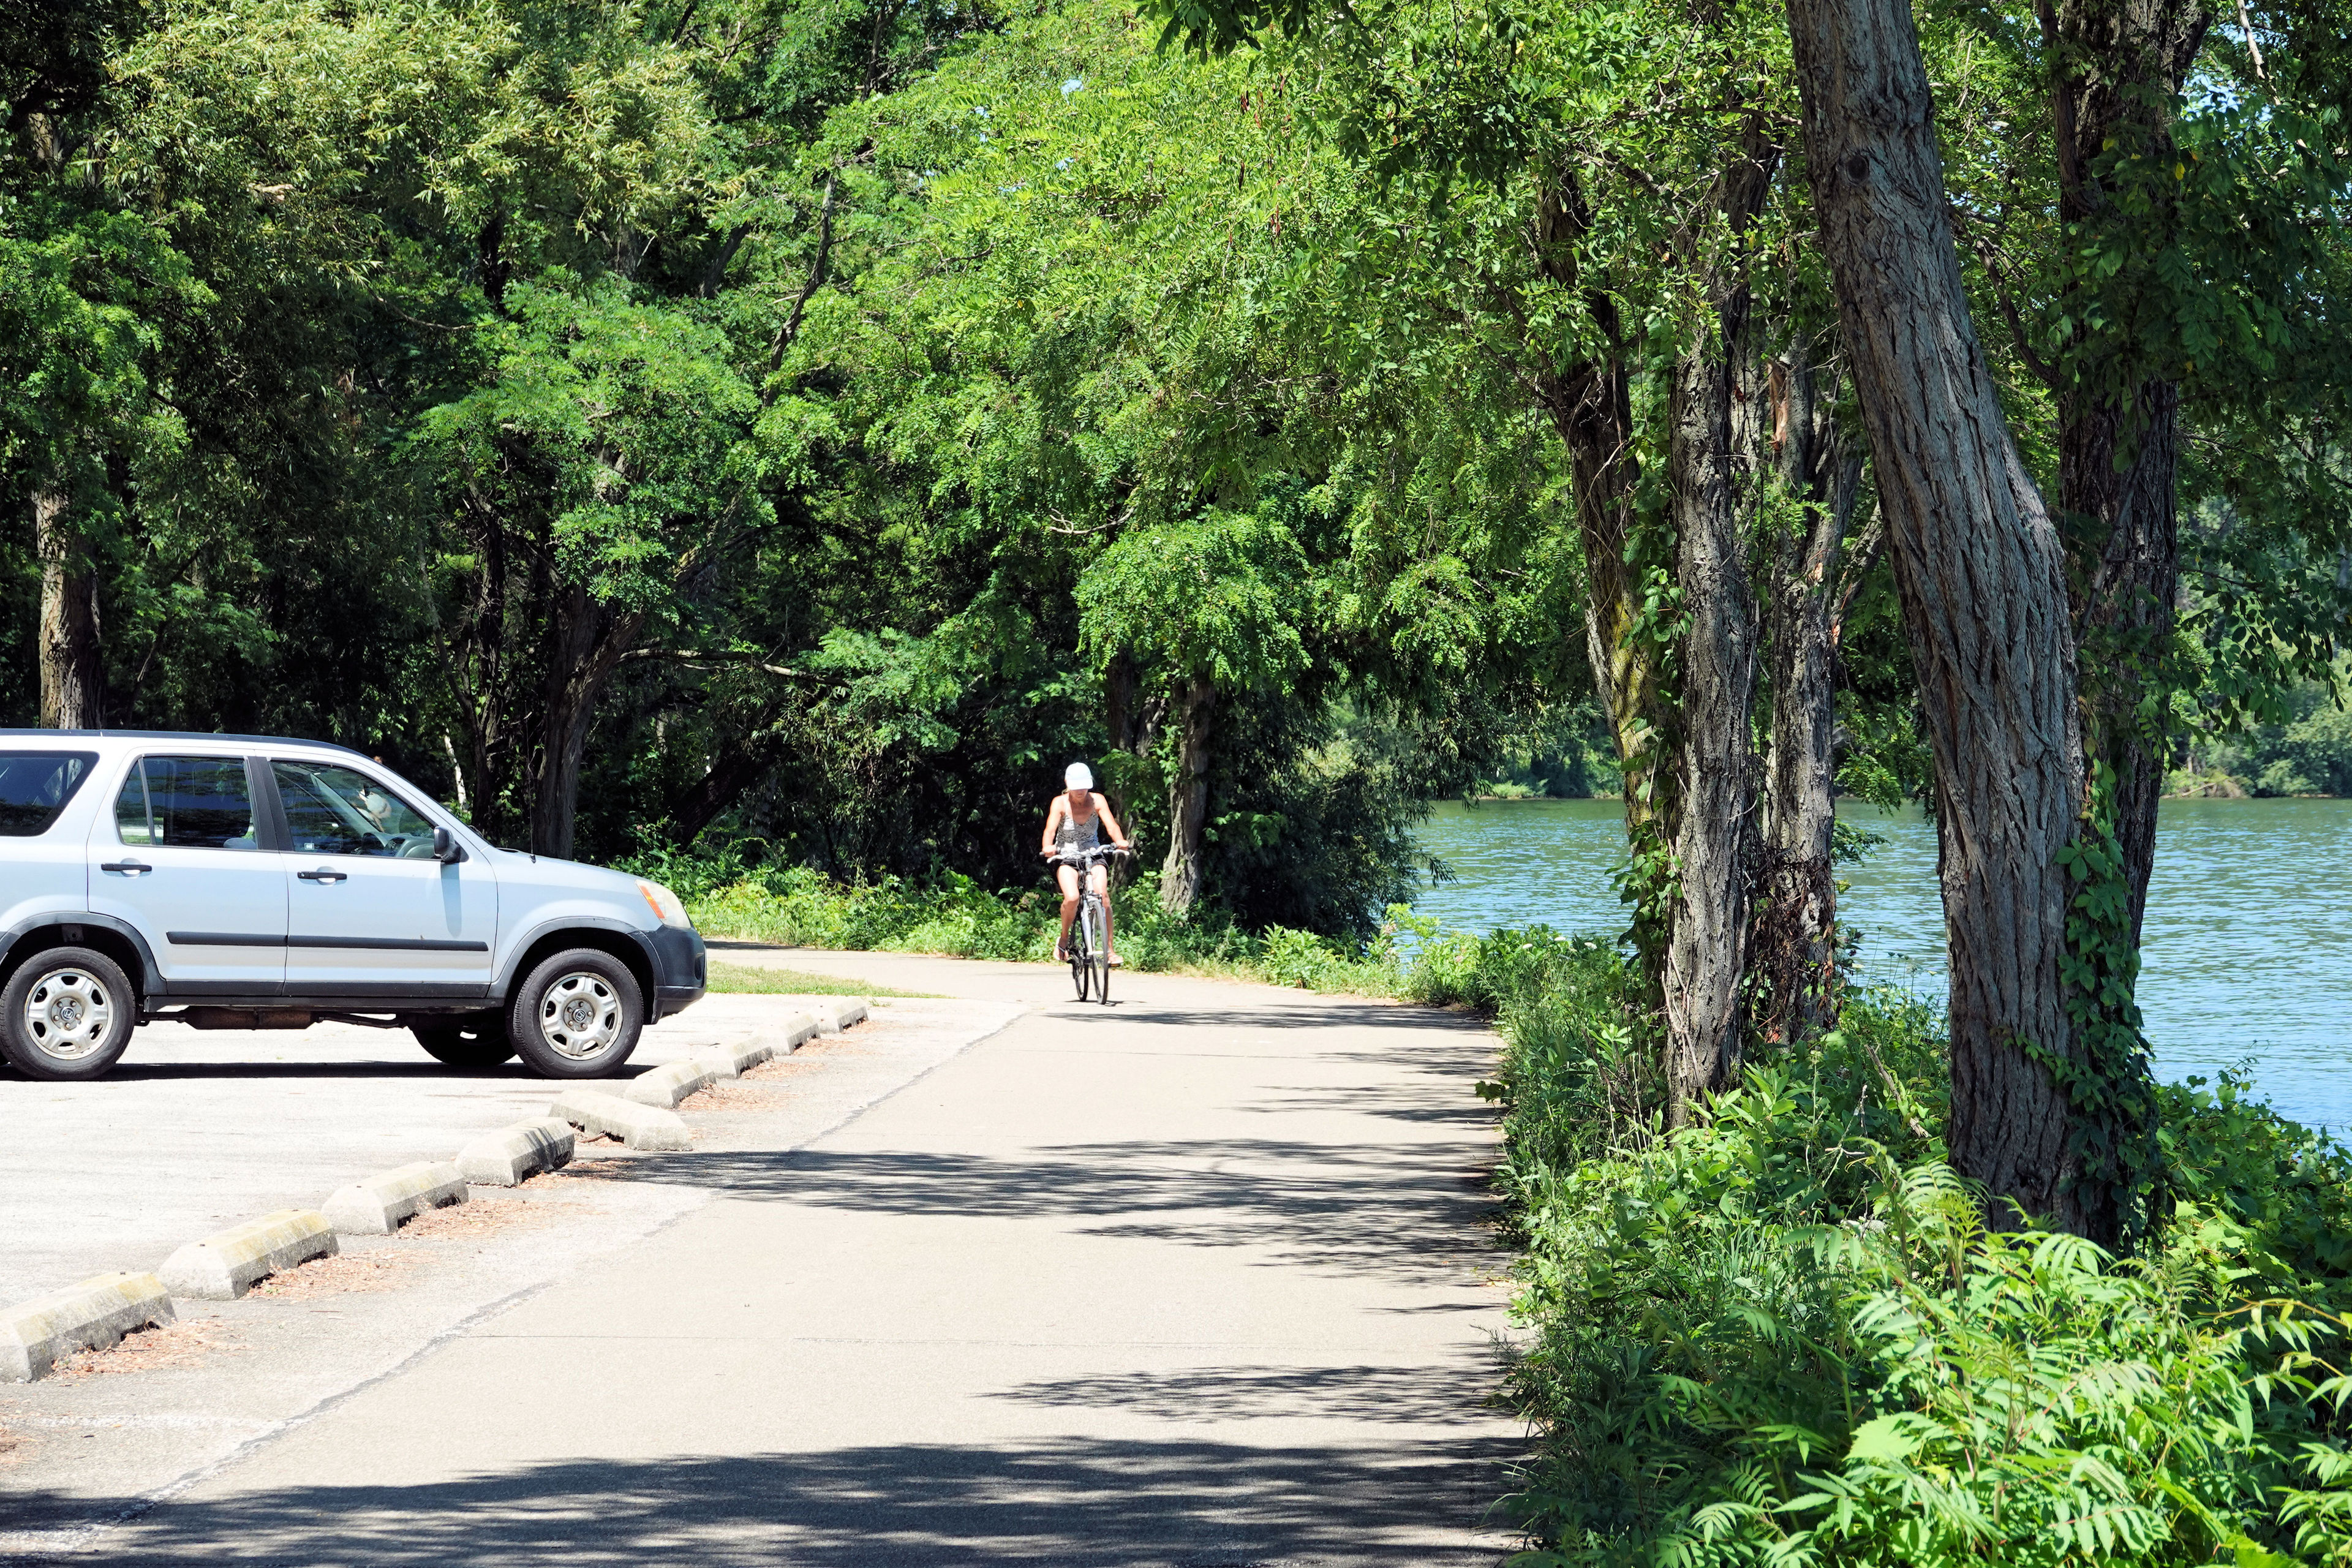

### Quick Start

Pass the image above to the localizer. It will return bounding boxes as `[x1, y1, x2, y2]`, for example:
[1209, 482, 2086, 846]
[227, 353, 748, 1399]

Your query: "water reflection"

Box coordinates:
[1411, 796, 2352, 1131]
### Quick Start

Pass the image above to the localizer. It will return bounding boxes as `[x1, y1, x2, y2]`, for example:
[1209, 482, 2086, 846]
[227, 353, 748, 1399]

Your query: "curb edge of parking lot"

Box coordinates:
[0, 1002, 870, 1380]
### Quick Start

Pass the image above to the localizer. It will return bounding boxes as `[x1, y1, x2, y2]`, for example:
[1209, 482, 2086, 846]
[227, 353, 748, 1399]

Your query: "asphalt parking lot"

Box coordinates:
[1, 993, 872, 1301]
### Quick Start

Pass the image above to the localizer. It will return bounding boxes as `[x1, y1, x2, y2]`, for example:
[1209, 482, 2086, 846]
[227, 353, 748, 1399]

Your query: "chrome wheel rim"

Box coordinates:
[538, 972, 621, 1060]
[24, 970, 113, 1061]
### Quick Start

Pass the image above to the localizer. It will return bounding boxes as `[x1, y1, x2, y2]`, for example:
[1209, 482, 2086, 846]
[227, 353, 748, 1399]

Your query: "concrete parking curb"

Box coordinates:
[691, 1041, 774, 1080]
[549, 1088, 691, 1152]
[780, 1010, 822, 1047]
[2, 1272, 175, 1383]
[807, 998, 869, 1035]
[619, 1060, 718, 1109]
[322, 1161, 470, 1235]
[455, 1118, 576, 1186]
[157, 1210, 339, 1300]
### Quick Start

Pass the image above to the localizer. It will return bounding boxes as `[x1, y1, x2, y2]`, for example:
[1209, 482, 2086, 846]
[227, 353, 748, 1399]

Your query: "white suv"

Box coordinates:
[0, 731, 706, 1081]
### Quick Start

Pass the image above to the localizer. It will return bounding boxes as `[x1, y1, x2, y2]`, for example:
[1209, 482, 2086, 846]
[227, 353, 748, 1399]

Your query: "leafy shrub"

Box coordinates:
[1404, 921, 1614, 1013]
[2159, 1066, 2352, 1300]
[628, 842, 1443, 990]
[1488, 972, 2352, 1566]
[1257, 925, 1348, 987]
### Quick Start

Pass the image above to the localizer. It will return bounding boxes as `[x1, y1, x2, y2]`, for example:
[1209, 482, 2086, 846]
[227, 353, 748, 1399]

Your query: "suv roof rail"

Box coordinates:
[0, 729, 368, 758]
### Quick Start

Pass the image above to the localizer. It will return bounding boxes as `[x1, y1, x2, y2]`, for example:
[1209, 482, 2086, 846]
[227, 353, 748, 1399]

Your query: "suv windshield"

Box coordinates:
[0, 752, 99, 837]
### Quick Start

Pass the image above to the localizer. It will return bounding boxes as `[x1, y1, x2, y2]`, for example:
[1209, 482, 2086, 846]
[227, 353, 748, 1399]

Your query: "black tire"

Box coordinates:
[1086, 903, 1110, 1005]
[1069, 924, 1091, 1001]
[412, 1014, 517, 1068]
[2, 947, 135, 1081]
[508, 948, 643, 1078]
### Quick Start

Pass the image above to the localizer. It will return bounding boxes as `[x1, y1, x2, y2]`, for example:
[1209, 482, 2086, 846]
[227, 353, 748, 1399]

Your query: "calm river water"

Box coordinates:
[1411, 797, 2352, 1131]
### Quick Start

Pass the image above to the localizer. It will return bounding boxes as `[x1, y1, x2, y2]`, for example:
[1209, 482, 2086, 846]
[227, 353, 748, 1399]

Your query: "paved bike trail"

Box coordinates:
[56, 952, 1526, 1565]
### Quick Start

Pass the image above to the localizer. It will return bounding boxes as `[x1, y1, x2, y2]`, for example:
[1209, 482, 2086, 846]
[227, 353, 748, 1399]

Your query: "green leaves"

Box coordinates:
[1076, 507, 1311, 689]
[414, 272, 760, 617]
[0, 201, 199, 484]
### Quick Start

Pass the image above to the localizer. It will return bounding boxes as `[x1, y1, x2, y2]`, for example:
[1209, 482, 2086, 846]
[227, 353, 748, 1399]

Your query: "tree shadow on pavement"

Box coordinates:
[48, 1436, 1527, 1567]
[622, 1139, 1506, 1286]
[1091, 1003, 1493, 1036]
[987, 1361, 1506, 1427]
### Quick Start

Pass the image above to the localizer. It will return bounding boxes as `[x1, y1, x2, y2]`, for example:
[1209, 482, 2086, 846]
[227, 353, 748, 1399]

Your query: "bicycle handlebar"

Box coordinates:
[1046, 845, 1131, 865]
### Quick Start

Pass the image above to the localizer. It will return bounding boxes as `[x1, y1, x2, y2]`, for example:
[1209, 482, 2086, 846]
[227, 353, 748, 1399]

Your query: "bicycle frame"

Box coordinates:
[1052, 846, 1122, 1005]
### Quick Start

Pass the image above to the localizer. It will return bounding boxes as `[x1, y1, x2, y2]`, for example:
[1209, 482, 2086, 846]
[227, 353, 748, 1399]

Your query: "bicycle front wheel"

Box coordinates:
[1070, 922, 1091, 1001]
[1082, 900, 1110, 1005]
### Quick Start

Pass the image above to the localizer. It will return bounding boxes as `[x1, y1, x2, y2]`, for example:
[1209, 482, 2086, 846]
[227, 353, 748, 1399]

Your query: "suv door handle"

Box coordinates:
[101, 861, 152, 876]
[297, 868, 349, 883]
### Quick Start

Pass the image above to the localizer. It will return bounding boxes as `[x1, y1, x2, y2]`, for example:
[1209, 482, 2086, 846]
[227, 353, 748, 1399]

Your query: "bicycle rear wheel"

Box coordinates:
[1082, 900, 1110, 1005]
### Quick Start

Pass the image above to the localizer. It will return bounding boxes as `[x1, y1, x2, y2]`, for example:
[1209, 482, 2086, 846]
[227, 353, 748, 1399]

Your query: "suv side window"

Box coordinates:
[274, 761, 439, 859]
[116, 757, 260, 850]
[0, 750, 98, 837]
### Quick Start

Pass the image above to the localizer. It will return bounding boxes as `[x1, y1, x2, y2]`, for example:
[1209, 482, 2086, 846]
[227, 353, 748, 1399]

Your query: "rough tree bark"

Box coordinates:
[1657, 126, 1779, 1122]
[1660, 338, 1762, 1120]
[1159, 674, 1215, 916]
[1755, 343, 1865, 1046]
[2048, 0, 2209, 942]
[36, 489, 104, 729]
[1785, 0, 2102, 1234]
[1530, 172, 1672, 968]
[1532, 153, 1777, 1118]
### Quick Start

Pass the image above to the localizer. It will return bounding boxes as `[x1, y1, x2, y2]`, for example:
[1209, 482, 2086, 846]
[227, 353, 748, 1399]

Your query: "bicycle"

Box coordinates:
[1052, 844, 1127, 1004]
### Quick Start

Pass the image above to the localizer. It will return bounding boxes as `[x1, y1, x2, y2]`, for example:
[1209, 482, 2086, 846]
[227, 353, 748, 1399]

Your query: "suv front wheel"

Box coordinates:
[509, 949, 643, 1078]
[2, 948, 136, 1081]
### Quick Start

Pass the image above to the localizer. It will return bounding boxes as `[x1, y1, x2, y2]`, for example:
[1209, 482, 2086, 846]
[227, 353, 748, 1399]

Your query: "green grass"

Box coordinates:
[627, 854, 1417, 995]
[703, 959, 942, 998]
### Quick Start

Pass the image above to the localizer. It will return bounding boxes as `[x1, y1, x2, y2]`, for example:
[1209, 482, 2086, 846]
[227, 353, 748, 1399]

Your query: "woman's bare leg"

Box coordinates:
[1092, 864, 1117, 962]
[1055, 863, 1080, 958]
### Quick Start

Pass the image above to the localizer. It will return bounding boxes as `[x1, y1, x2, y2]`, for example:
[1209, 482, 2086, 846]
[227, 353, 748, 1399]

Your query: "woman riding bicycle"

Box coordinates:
[1041, 763, 1131, 965]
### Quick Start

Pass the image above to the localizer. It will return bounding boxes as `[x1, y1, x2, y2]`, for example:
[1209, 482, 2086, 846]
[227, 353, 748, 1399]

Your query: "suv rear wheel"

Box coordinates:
[2, 948, 136, 1081]
[412, 1013, 516, 1068]
[509, 948, 642, 1078]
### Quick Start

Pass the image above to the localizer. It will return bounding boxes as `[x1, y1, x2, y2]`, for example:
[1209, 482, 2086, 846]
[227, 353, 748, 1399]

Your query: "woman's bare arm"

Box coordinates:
[1093, 794, 1132, 849]
[1041, 795, 1066, 854]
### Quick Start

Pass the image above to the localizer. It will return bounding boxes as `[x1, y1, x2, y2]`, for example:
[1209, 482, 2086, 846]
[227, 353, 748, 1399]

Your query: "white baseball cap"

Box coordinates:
[1064, 762, 1094, 790]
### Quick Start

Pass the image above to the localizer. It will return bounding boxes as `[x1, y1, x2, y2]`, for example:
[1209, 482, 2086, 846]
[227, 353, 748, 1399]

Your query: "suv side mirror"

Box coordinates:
[432, 826, 464, 864]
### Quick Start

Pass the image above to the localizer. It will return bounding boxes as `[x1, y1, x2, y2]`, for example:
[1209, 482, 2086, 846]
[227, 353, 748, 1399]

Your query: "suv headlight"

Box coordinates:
[637, 880, 693, 931]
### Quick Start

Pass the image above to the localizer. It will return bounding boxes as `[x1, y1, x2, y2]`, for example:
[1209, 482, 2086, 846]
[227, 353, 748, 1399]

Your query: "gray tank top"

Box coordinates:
[1055, 796, 1101, 853]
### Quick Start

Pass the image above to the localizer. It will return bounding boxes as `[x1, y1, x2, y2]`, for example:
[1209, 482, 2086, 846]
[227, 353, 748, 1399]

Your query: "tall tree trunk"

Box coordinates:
[1160, 674, 1215, 916]
[530, 586, 643, 861]
[1661, 337, 1762, 1121]
[2067, 377, 2179, 942]
[1785, 0, 2106, 1236]
[36, 489, 104, 729]
[2048, 0, 2208, 941]
[665, 728, 788, 848]
[1104, 649, 1145, 755]
[1755, 345, 1864, 1046]
[1529, 173, 1670, 912]
[1657, 121, 1779, 1122]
